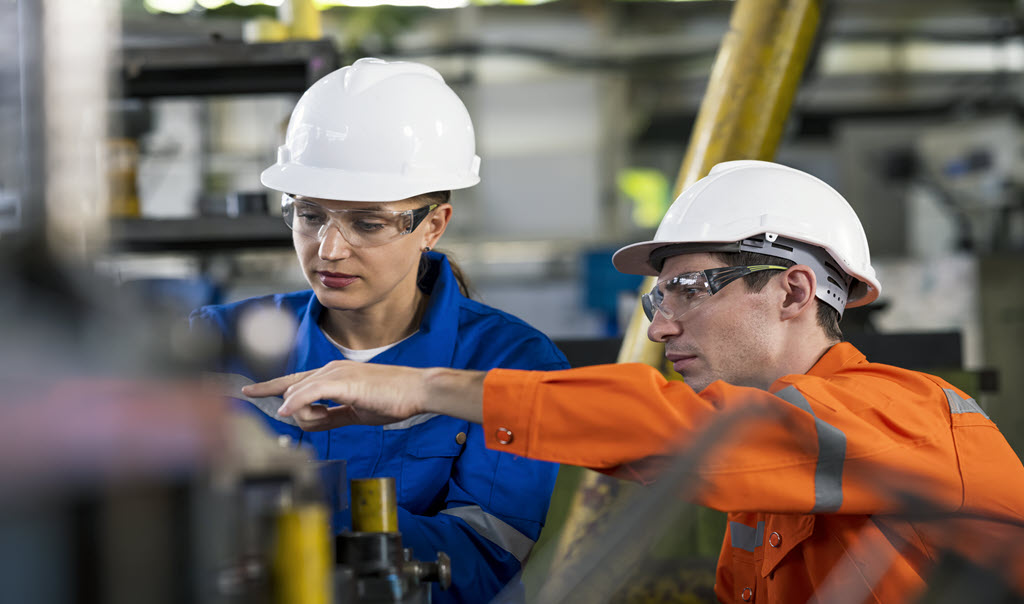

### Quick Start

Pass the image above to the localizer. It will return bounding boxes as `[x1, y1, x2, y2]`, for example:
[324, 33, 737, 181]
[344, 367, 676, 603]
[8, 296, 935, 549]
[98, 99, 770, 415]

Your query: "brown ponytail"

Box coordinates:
[415, 191, 475, 299]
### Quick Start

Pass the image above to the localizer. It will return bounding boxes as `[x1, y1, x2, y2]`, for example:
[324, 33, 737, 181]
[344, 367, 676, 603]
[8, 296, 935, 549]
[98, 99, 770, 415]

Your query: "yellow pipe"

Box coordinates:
[622, 0, 823, 369]
[674, 0, 822, 194]
[555, 0, 824, 575]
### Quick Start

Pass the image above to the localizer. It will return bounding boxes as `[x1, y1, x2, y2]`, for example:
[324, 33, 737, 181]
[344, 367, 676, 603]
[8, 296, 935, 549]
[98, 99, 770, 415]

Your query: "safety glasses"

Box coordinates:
[281, 194, 438, 248]
[641, 264, 788, 321]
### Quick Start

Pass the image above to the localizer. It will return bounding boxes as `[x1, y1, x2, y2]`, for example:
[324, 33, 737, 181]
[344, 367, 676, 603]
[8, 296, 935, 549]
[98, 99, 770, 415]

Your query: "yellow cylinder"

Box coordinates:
[273, 503, 333, 604]
[350, 477, 399, 533]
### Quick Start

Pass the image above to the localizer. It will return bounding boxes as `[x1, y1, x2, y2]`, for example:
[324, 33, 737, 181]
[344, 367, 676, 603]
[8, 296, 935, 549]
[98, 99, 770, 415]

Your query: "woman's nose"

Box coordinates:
[318, 223, 353, 260]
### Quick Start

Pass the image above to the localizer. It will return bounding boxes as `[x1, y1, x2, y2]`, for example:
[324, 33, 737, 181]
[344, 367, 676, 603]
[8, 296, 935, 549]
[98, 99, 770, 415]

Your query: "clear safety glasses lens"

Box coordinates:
[281, 195, 438, 248]
[641, 264, 788, 321]
[641, 272, 712, 322]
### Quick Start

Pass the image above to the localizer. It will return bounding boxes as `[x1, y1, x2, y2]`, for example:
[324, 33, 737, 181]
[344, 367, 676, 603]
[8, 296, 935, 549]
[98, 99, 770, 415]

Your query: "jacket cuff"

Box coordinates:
[482, 368, 541, 457]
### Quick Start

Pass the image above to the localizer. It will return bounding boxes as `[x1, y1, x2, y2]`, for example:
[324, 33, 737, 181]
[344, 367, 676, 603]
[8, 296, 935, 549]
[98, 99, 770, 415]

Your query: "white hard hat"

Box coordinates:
[261, 57, 481, 202]
[613, 160, 881, 312]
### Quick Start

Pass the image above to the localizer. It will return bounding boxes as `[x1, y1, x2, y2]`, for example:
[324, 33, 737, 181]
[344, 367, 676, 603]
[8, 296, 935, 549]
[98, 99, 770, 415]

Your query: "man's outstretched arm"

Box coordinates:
[241, 361, 486, 430]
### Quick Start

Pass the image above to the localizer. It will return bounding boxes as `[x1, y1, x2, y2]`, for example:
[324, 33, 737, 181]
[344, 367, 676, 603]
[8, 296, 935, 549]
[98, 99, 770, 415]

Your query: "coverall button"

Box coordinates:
[741, 586, 753, 601]
[495, 427, 514, 445]
[455, 431, 467, 445]
[769, 531, 782, 548]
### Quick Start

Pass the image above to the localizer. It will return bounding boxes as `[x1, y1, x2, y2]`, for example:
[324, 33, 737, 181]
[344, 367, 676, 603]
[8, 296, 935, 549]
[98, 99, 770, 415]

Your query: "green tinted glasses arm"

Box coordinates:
[704, 264, 788, 295]
[406, 203, 440, 233]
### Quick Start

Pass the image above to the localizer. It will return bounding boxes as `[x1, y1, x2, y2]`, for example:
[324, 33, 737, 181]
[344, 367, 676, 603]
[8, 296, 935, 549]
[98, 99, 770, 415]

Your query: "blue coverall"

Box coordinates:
[191, 252, 569, 603]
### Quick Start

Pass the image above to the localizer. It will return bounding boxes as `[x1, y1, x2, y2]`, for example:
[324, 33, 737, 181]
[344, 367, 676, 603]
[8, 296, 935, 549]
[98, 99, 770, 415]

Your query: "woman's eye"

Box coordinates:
[298, 213, 325, 224]
[353, 220, 388, 232]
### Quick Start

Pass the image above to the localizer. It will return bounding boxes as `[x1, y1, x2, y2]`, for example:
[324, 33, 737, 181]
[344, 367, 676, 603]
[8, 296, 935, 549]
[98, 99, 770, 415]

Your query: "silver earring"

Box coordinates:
[423, 246, 431, 252]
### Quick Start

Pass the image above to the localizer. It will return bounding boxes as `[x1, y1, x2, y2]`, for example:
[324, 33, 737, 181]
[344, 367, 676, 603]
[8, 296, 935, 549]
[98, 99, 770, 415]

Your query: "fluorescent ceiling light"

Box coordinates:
[315, 0, 470, 7]
[194, 0, 285, 7]
[145, 0, 196, 13]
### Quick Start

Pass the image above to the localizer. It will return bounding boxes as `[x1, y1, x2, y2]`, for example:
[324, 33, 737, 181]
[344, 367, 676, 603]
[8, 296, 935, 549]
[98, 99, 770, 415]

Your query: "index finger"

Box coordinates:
[241, 370, 316, 398]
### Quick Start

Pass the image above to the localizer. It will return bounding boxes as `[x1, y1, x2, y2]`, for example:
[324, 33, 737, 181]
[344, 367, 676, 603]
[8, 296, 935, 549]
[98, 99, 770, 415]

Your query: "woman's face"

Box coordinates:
[291, 196, 451, 312]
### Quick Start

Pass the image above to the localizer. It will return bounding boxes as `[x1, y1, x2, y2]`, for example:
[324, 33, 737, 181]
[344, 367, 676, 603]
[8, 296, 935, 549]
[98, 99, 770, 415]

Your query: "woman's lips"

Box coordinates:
[317, 271, 358, 288]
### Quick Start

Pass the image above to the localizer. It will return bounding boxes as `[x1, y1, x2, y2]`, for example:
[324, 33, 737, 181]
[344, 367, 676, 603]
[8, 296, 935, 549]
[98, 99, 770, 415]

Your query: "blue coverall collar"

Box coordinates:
[290, 251, 461, 371]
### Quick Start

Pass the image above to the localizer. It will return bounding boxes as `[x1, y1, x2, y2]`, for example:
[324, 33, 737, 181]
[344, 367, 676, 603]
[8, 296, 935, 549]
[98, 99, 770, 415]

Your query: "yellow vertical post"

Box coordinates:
[551, 0, 824, 589]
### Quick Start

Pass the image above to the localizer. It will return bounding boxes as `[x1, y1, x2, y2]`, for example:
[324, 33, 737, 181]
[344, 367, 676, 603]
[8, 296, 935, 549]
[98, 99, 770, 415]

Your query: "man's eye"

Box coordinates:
[663, 282, 703, 300]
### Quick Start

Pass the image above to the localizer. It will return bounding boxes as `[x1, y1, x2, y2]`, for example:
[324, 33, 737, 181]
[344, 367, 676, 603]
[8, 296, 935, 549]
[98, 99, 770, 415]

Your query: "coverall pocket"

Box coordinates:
[761, 514, 815, 578]
[400, 433, 464, 513]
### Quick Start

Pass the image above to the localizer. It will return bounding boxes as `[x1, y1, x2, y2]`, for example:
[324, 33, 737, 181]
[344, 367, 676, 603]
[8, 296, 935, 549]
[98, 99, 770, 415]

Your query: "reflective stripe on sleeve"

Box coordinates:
[206, 372, 299, 427]
[944, 388, 989, 419]
[729, 520, 765, 552]
[439, 505, 536, 563]
[775, 385, 847, 513]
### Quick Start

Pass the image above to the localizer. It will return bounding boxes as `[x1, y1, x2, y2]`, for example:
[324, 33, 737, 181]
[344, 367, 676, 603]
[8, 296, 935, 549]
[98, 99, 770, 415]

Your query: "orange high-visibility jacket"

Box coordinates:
[482, 343, 1024, 603]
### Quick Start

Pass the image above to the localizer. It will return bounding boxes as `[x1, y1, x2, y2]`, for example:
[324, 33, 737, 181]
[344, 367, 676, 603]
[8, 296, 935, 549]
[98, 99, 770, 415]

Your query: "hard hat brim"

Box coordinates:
[612, 238, 881, 308]
[260, 164, 480, 202]
[611, 240, 668, 277]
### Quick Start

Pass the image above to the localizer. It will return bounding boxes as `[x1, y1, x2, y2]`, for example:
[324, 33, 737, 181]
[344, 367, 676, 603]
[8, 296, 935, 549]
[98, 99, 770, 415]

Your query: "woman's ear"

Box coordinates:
[422, 204, 453, 249]
[779, 265, 817, 321]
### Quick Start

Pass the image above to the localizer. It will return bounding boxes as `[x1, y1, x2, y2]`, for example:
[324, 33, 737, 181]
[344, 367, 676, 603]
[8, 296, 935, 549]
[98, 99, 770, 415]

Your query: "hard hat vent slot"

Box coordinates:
[770, 241, 794, 253]
[823, 260, 846, 282]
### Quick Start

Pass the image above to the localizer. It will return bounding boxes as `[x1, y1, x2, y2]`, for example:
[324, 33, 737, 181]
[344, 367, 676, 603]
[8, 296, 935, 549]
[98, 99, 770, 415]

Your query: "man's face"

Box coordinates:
[646, 252, 783, 392]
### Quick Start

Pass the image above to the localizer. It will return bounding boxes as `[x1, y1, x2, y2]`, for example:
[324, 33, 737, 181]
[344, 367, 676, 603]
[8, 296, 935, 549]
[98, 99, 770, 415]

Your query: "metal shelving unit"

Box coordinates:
[110, 38, 338, 252]
[121, 38, 339, 98]
[108, 215, 290, 252]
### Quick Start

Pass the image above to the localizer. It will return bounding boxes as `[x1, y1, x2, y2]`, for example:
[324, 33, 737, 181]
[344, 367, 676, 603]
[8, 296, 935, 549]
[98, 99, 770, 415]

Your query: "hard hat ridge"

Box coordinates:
[339, 57, 446, 95]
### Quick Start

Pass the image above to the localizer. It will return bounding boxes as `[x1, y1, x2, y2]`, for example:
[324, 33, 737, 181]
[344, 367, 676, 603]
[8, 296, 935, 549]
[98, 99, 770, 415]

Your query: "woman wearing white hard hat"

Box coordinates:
[192, 58, 568, 603]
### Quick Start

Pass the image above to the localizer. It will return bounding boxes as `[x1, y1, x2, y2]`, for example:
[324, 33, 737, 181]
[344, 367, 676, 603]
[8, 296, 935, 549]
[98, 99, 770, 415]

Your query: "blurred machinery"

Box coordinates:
[216, 418, 451, 604]
[913, 115, 1024, 254]
[337, 478, 451, 604]
[0, 381, 451, 604]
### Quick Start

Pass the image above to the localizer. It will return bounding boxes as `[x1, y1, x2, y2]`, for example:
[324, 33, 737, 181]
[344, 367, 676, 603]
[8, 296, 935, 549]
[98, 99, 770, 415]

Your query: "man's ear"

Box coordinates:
[779, 265, 817, 321]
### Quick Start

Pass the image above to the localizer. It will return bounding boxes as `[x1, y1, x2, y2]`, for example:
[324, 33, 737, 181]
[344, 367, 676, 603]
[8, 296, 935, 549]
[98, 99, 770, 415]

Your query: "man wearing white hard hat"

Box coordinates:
[247, 160, 1024, 602]
[193, 58, 569, 603]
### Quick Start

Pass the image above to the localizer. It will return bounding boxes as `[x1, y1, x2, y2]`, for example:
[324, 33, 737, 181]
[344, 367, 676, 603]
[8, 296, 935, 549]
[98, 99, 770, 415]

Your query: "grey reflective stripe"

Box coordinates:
[205, 372, 299, 427]
[729, 520, 764, 552]
[944, 388, 989, 419]
[440, 505, 536, 563]
[776, 385, 846, 513]
[383, 413, 440, 431]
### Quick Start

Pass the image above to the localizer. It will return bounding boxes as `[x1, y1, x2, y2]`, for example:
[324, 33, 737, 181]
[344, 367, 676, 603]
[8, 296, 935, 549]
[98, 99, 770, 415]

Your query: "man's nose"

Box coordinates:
[318, 222, 353, 260]
[647, 310, 681, 343]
